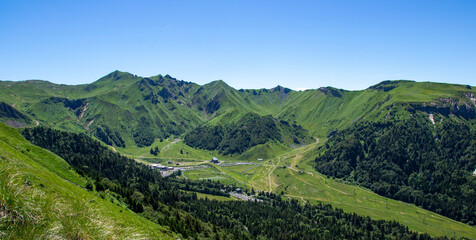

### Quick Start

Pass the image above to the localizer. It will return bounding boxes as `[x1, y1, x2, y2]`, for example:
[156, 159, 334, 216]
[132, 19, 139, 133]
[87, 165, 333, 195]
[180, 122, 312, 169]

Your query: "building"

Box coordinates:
[149, 164, 173, 171]
[150, 164, 168, 171]
[149, 164, 162, 169]
[258, 158, 263, 161]
[211, 157, 219, 163]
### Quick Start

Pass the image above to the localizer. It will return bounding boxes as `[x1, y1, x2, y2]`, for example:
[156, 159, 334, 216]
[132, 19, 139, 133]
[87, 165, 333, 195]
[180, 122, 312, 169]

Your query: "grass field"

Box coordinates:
[182, 141, 476, 239]
[118, 136, 292, 166]
[195, 192, 236, 201]
[183, 164, 252, 187]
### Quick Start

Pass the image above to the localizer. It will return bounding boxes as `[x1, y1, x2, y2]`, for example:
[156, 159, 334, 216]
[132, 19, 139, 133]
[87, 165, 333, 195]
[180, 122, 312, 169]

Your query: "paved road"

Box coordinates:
[230, 192, 262, 202]
[218, 162, 255, 167]
[160, 164, 211, 177]
[161, 168, 181, 177]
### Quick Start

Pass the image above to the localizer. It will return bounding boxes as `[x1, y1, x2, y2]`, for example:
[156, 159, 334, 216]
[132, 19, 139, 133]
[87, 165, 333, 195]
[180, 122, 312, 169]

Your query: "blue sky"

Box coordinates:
[1, 0, 475, 90]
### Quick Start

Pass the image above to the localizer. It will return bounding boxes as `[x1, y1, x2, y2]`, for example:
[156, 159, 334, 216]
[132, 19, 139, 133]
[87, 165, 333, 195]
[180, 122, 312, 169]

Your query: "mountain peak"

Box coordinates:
[97, 70, 138, 82]
[368, 80, 415, 92]
[212, 79, 227, 85]
[204, 79, 232, 89]
[272, 85, 292, 93]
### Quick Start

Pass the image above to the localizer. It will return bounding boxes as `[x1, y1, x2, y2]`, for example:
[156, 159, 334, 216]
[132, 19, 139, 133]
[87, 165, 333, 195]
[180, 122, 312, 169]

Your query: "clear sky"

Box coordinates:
[1, 0, 475, 90]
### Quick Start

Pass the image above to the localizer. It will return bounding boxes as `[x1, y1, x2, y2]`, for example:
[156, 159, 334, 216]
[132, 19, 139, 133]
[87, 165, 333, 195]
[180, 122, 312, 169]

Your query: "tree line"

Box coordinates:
[184, 113, 312, 155]
[315, 115, 475, 225]
[22, 126, 450, 239]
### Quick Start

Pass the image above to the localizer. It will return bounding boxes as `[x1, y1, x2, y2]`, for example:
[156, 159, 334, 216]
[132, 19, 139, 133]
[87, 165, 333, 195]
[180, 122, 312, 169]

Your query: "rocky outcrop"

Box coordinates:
[0, 102, 32, 127]
[318, 87, 345, 98]
[408, 96, 476, 119]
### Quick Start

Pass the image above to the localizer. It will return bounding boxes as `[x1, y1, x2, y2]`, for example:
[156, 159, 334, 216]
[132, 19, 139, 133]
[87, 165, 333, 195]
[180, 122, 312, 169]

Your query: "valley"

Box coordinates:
[3, 1, 476, 239]
[137, 139, 476, 239]
[1, 72, 475, 239]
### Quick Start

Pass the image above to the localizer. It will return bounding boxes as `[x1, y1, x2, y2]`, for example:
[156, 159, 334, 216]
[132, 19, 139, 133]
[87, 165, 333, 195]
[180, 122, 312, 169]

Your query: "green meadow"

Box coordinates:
[181, 141, 476, 239]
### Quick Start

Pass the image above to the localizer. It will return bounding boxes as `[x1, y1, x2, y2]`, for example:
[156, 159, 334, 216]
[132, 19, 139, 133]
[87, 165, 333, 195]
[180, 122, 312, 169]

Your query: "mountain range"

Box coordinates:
[1, 71, 474, 148]
[1, 71, 475, 239]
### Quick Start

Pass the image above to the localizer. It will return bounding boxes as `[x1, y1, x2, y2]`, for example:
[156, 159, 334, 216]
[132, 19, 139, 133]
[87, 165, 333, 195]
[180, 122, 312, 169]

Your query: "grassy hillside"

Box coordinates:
[2, 73, 474, 146]
[1, 72, 475, 238]
[0, 102, 33, 127]
[314, 114, 476, 224]
[184, 113, 313, 155]
[180, 141, 476, 239]
[272, 82, 475, 138]
[0, 122, 174, 239]
[20, 125, 445, 239]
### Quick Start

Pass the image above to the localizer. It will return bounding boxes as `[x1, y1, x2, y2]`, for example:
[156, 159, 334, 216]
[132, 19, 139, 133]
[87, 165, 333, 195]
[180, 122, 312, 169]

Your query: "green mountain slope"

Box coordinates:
[1, 73, 476, 238]
[184, 113, 314, 155]
[2, 73, 474, 147]
[0, 122, 174, 239]
[0, 102, 33, 127]
[315, 114, 476, 224]
[183, 141, 476, 239]
[272, 81, 475, 137]
[0, 71, 309, 150]
[20, 125, 454, 239]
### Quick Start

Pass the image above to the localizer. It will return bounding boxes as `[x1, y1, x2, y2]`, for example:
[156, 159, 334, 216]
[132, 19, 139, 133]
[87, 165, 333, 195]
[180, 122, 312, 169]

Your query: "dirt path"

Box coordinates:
[162, 138, 180, 151]
[290, 138, 318, 168]
[287, 164, 350, 196]
[283, 139, 351, 196]
[251, 137, 321, 192]
[110, 146, 117, 152]
[267, 157, 282, 192]
[241, 164, 261, 173]
[86, 119, 94, 130]
[267, 167, 273, 192]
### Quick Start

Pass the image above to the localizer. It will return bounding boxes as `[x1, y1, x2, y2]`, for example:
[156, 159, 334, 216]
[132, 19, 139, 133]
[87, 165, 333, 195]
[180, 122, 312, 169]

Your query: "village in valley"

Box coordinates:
[146, 156, 268, 201]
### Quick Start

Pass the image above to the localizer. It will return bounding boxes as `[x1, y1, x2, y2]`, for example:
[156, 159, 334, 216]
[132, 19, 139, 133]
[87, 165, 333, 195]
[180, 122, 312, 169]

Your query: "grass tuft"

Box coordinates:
[0, 122, 173, 239]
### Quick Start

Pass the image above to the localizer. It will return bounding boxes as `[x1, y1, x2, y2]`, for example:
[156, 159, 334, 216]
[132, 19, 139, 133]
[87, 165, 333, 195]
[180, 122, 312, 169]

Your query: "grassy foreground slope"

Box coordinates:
[0, 122, 174, 239]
